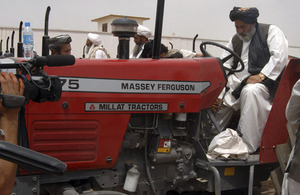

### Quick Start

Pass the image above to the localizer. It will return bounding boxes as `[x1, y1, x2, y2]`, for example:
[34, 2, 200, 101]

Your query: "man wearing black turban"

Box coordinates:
[213, 7, 288, 154]
[229, 7, 259, 24]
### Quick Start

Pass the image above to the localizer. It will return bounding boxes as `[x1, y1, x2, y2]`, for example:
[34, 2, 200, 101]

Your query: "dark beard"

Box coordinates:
[85, 45, 91, 54]
[132, 44, 143, 57]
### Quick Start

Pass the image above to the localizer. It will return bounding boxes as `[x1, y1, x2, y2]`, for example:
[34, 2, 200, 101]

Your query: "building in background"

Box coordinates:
[92, 14, 150, 33]
[0, 14, 299, 59]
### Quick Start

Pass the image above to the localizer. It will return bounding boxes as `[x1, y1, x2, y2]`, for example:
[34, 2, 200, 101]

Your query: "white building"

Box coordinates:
[92, 14, 150, 34]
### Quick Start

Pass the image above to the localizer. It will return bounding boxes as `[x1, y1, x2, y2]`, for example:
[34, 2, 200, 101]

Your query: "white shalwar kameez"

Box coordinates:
[216, 25, 288, 153]
[86, 45, 108, 59]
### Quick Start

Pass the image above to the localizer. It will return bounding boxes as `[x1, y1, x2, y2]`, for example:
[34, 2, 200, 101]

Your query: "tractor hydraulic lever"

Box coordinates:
[17, 21, 23, 57]
[10, 31, 15, 57]
[193, 34, 198, 53]
[0, 39, 2, 56]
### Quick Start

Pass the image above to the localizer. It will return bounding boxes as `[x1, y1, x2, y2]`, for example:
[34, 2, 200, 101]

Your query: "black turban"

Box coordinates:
[229, 7, 259, 24]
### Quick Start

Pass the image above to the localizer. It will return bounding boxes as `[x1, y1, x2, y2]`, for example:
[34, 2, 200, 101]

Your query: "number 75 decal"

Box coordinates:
[60, 78, 80, 90]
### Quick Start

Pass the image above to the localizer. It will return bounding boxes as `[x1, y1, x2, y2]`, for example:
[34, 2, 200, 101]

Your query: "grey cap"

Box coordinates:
[48, 34, 72, 50]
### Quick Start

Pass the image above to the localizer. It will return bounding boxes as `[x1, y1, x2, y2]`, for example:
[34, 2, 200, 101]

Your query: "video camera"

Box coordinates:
[0, 55, 75, 107]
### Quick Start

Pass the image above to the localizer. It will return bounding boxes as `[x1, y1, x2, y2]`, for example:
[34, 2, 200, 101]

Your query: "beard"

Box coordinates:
[85, 45, 91, 54]
[132, 43, 143, 57]
[237, 25, 256, 42]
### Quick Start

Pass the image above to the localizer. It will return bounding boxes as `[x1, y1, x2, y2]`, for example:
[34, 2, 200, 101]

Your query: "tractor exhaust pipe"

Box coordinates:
[17, 21, 23, 57]
[42, 6, 51, 56]
[152, 0, 165, 59]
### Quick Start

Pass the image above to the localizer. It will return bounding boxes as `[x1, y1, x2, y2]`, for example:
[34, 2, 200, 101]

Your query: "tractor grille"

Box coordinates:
[30, 120, 99, 162]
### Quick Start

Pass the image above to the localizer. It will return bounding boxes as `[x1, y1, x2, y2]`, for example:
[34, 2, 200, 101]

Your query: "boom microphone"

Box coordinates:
[29, 55, 76, 67]
[46, 55, 75, 67]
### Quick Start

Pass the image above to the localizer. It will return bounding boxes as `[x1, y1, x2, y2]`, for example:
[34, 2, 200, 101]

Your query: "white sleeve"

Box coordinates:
[180, 49, 196, 58]
[261, 25, 289, 80]
[95, 49, 107, 59]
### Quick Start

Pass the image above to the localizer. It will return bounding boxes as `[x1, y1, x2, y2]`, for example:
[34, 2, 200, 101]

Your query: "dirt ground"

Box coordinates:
[253, 178, 276, 195]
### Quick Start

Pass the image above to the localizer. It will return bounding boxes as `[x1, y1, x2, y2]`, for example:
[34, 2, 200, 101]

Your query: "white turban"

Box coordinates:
[137, 25, 151, 39]
[87, 33, 102, 46]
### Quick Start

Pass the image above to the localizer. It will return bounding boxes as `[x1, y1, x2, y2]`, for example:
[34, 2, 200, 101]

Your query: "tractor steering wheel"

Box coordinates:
[200, 41, 244, 73]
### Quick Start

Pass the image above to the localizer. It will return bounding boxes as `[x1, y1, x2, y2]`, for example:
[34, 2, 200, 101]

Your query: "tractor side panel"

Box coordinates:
[260, 59, 300, 163]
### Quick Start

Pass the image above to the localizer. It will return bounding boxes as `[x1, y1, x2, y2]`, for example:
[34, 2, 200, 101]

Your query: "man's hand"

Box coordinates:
[0, 72, 25, 117]
[246, 74, 262, 84]
[0, 72, 25, 195]
[210, 98, 223, 112]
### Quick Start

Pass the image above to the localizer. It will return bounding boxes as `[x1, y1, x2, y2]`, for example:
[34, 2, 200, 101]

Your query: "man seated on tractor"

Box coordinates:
[212, 7, 288, 153]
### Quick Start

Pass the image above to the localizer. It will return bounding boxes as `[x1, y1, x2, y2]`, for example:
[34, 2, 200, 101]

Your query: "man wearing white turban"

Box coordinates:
[85, 33, 110, 59]
[130, 25, 151, 58]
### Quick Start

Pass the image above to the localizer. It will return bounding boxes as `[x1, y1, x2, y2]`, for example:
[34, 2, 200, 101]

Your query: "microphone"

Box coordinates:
[28, 55, 75, 67]
[46, 55, 75, 67]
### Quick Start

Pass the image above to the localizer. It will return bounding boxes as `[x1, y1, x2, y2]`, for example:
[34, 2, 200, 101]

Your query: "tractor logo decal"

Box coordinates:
[89, 104, 96, 110]
[85, 102, 168, 112]
[60, 77, 210, 95]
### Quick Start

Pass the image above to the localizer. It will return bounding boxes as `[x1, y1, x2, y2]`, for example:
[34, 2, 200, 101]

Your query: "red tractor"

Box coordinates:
[12, 48, 297, 195]
[2, 1, 300, 195]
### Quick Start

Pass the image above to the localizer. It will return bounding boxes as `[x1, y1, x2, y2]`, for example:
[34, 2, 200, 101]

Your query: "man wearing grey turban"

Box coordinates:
[48, 34, 72, 55]
[213, 7, 288, 153]
[85, 33, 110, 59]
[130, 25, 152, 58]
